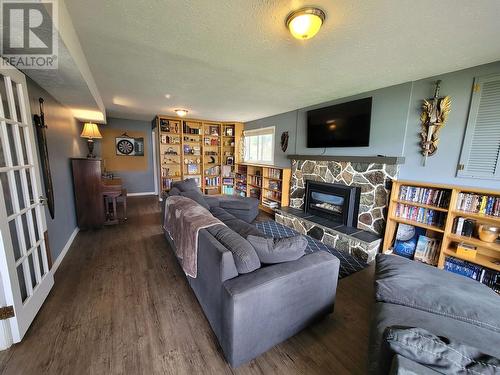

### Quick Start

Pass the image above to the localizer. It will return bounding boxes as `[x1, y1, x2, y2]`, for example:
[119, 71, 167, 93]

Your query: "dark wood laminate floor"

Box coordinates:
[0, 197, 375, 375]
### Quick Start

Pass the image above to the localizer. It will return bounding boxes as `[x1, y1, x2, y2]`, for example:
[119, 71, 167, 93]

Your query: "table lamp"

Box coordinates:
[80, 122, 102, 158]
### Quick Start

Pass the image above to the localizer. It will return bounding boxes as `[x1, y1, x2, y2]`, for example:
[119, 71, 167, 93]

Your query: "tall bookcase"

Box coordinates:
[383, 180, 500, 291]
[154, 116, 242, 195]
[234, 163, 291, 214]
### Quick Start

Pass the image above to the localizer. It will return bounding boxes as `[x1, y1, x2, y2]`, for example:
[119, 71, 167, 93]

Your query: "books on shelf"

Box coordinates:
[249, 175, 262, 187]
[268, 168, 282, 180]
[444, 256, 499, 294]
[395, 203, 447, 228]
[205, 166, 220, 176]
[414, 235, 441, 265]
[222, 185, 233, 195]
[452, 217, 476, 237]
[456, 192, 500, 217]
[262, 199, 279, 209]
[393, 224, 426, 259]
[205, 176, 220, 187]
[399, 186, 451, 208]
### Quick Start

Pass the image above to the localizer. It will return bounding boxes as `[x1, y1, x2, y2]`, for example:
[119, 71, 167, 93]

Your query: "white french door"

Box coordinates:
[0, 63, 54, 344]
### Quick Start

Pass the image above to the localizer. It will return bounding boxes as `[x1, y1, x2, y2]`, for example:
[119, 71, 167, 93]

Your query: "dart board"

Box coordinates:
[116, 139, 134, 155]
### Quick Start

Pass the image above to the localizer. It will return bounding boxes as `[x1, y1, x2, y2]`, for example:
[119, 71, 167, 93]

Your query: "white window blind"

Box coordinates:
[243, 127, 275, 165]
[457, 74, 500, 180]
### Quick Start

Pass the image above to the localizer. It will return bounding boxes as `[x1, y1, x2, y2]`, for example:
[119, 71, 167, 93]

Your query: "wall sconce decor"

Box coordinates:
[420, 80, 451, 166]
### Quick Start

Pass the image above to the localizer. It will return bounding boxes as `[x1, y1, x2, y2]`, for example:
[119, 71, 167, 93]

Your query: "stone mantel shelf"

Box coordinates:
[287, 155, 405, 165]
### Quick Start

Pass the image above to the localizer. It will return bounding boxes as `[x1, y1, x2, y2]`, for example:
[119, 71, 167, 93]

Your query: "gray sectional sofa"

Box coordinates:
[162, 180, 340, 367]
[369, 254, 500, 374]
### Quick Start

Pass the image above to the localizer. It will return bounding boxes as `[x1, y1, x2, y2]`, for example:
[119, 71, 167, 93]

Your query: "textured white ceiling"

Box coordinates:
[64, 0, 500, 122]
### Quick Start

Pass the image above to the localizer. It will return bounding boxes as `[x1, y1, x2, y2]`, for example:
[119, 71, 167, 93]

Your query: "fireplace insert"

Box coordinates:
[304, 180, 361, 227]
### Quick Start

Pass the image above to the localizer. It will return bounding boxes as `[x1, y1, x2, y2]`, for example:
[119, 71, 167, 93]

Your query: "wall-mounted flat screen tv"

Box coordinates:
[307, 97, 372, 148]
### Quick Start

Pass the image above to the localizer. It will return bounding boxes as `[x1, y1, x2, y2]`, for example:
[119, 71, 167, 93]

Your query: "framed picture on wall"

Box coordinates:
[115, 135, 144, 156]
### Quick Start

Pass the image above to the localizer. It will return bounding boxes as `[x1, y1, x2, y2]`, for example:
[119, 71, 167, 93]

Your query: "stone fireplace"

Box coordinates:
[275, 156, 402, 263]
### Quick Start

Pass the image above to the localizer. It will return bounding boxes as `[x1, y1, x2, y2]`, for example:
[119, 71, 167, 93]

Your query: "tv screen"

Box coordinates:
[307, 97, 372, 148]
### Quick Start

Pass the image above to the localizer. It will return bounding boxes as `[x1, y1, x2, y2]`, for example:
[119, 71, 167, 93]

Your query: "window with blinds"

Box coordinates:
[243, 126, 275, 165]
[457, 74, 500, 180]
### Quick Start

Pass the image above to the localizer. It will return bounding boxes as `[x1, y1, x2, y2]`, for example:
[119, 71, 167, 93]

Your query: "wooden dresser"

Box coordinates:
[71, 158, 105, 229]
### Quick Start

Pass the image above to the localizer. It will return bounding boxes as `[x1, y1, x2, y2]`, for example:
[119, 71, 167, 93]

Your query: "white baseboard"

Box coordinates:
[127, 192, 156, 197]
[51, 227, 79, 274]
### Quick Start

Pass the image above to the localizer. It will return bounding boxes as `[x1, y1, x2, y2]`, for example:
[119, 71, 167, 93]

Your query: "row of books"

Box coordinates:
[399, 186, 451, 208]
[222, 185, 233, 195]
[393, 224, 440, 265]
[268, 168, 282, 180]
[249, 175, 262, 187]
[453, 217, 476, 237]
[456, 193, 500, 217]
[183, 123, 202, 134]
[444, 256, 499, 293]
[268, 180, 281, 190]
[395, 203, 447, 228]
[205, 176, 220, 187]
[160, 119, 180, 133]
[262, 199, 279, 209]
[205, 166, 220, 176]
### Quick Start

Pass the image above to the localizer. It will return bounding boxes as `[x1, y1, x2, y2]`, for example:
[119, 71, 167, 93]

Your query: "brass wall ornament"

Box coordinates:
[420, 80, 451, 166]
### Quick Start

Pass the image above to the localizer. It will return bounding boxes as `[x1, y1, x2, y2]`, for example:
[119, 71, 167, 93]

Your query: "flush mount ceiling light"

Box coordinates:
[174, 109, 188, 117]
[286, 7, 325, 40]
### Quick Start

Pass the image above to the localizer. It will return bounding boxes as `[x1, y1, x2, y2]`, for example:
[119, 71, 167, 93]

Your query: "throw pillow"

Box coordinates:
[172, 178, 199, 192]
[247, 235, 307, 264]
[206, 225, 261, 274]
[384, 326, 500, 374]
[180, 190, 210, 210]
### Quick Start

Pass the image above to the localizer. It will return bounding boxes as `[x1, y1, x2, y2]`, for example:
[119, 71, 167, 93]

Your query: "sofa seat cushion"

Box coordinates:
[206, 225, 260, 274]
[247, 235, 307, 264]
[375, 254, 500, 333]
[384, 326, 500, 374]
[218, 196, 259, 210]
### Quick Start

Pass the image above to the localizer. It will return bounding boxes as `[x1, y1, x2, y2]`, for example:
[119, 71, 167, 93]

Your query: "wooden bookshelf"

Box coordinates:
[383, 180, 500, 291]
[154, 115, 242, 195]
[233, 163, 291, 214]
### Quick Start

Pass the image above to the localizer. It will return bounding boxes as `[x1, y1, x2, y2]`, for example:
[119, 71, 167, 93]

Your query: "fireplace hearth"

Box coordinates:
[304, 181, 360, 228]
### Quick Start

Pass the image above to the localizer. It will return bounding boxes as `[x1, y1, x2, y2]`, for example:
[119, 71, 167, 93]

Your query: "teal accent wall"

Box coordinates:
[245, 61, 500, 189]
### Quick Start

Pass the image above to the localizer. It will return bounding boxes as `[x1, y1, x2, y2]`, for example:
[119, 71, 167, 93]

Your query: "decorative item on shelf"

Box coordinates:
[456, 243, 477, 261]
[478, 225, 500, 243]
[80, 122, 103, 159]
[165, 147, 178, 155]
[420, 80, 451, 166]
[226, 127, 233, 136]
[115, 133, 144, 156]
[226, 156, 234, 165]
[33, 97, 55, 219]
[281, 131, 289, 152]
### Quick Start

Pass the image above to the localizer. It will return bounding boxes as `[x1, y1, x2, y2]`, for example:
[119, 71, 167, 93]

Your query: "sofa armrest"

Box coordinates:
[221, 251, 340, 367]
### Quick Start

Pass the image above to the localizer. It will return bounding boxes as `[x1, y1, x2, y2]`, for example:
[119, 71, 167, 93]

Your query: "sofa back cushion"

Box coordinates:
[172, 178, 199, 192]
[180, 190, 210, 210]
[375, 254, 500, 333]
[206, 225, 260, 274]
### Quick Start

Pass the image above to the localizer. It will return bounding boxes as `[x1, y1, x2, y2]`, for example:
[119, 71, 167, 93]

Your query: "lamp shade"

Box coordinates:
[286, 7, 325, 40]
[80, 122, 102, 139]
